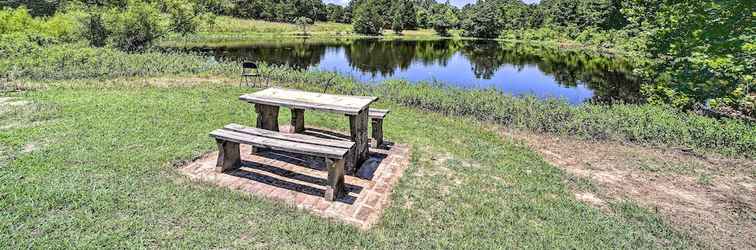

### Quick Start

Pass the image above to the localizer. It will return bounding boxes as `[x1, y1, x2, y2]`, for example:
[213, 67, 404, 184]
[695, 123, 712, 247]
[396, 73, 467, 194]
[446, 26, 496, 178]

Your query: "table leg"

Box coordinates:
[255, 103, 279, 131]
[347, 109, 369, 174]
[291, 108, 305, 133]
[253, 104, 279, 154]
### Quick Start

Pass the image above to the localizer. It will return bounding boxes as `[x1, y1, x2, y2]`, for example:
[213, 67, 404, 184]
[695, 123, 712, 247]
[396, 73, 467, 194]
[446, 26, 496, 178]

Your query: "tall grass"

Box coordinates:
[4, 44, 754, 157]
[199, 16, 353, 34]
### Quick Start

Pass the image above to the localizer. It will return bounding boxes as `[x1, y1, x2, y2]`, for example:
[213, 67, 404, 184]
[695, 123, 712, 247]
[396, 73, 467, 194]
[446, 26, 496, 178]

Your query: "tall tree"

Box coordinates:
[430, 3, 457, 36]
[352, 0, 383, 35]
[461, 0, 502, 38]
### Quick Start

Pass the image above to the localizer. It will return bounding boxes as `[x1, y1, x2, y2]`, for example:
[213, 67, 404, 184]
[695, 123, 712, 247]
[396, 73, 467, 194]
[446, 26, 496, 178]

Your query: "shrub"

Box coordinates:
[0, 7, 41, 34]
[162, 0, 202, 36]
[42, 10, 86, 43]
[83, 12, 109, 47]
[104, 1, 168, 51]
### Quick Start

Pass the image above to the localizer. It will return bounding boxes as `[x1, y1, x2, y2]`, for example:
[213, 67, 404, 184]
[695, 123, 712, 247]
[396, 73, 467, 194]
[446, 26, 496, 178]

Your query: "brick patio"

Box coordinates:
[179, 128, 410, 229]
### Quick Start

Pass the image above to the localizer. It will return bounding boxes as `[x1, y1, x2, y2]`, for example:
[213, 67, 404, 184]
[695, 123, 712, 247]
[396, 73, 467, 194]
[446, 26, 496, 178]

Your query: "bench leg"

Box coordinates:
[215, 139, 241, 173]
[324, 158, 345, 201]
[371, 118, 384, 148]
[291, 108, 305, 133]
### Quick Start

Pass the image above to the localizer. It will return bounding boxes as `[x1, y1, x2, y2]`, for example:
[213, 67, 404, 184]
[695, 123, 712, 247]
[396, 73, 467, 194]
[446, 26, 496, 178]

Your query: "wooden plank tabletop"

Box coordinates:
[240, 88, 378, 115]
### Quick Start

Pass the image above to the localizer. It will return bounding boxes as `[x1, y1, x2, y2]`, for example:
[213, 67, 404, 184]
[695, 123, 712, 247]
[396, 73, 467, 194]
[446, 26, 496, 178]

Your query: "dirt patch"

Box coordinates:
[499, 129, 756, 249]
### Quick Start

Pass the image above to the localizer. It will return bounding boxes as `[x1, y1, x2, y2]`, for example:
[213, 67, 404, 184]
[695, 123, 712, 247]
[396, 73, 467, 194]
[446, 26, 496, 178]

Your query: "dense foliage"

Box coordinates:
[1, 1, 206, 51]
[352, 0, 383, 35]
[640, 0, 754, 115]
[454, 0, 755, 116]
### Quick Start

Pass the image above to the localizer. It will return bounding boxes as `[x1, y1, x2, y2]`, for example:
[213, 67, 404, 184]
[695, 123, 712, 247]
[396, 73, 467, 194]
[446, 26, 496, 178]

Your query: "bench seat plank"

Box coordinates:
[224, 123, 353, 149]
[210, 129, 352, 159]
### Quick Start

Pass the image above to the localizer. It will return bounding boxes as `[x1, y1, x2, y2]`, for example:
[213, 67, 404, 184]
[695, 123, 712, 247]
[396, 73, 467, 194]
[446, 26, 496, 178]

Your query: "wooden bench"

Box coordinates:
[368, 109, 390, 147]
[210, 123, 355, 201]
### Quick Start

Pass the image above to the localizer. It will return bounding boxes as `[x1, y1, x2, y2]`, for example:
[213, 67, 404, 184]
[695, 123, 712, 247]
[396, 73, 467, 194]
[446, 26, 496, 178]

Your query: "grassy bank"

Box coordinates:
[3, 44, 753, 158]
[166, 16, 618, 55]
[174, 16, 454, 42]
[1, 81, 698, 248]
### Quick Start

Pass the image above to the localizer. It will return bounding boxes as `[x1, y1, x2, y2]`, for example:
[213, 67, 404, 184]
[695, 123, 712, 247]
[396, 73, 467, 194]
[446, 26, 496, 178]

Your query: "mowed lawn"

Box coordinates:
[0, 83, 695, 248]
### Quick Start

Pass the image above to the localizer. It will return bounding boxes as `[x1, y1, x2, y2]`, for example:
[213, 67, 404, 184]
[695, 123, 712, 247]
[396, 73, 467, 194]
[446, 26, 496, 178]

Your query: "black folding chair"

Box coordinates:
[240, 62, 260, 87]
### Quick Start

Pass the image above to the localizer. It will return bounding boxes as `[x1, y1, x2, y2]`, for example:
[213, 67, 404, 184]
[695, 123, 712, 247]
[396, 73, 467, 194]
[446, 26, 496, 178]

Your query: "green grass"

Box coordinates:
[0, 83, 698, 248]
[201, 16, 353, 34]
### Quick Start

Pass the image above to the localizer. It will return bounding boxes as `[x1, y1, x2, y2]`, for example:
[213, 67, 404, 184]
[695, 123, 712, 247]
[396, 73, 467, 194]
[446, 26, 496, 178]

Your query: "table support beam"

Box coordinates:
[347, 109, 369, 174]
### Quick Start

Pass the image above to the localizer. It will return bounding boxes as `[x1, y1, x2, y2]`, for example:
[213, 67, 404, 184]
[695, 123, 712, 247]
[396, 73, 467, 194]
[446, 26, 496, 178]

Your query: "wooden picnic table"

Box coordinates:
[239, 88, 378, 173]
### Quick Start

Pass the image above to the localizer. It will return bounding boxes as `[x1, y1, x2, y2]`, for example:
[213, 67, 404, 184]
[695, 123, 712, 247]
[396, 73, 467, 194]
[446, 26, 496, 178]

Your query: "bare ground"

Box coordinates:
[497, 129, 756, 249]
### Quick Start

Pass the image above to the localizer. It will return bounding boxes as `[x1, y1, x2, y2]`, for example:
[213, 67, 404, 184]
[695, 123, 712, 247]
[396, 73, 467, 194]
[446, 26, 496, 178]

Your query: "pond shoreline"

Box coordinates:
[159, 38, 642, 105]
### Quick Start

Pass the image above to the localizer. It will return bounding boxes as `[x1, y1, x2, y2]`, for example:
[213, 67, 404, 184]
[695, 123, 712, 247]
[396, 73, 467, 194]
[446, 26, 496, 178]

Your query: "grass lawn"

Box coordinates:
[0, 80, 697, 248]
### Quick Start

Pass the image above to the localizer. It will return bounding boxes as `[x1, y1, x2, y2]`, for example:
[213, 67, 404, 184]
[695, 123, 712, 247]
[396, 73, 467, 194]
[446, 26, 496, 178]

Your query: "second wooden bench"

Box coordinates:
[369, 109, 390, 147]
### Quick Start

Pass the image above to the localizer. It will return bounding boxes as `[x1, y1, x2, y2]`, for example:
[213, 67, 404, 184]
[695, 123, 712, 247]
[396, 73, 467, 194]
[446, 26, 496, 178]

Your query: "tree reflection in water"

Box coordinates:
[187, 38, 642, 104]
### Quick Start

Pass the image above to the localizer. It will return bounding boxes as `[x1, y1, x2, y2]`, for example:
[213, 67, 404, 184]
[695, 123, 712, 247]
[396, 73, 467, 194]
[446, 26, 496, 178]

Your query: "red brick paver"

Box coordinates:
[179, 137, 411, 230]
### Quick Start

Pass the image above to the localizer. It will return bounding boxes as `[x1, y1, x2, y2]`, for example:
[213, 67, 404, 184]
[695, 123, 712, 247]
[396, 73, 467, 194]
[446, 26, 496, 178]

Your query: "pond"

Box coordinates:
[175, 38, 642, 104]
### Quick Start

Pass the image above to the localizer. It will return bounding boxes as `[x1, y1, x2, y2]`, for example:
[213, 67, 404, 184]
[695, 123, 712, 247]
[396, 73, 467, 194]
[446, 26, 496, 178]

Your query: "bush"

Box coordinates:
[162, 0, 202, 36]
[104, 1, 168, 51]
[83, 12, 108, 47]
[0, 7, 40, 34]
[42, 10, 86, 43]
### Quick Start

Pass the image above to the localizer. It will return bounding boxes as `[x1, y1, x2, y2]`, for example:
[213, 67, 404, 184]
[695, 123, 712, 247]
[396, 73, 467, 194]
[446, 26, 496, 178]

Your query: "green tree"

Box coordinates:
[415, 8, 429, 28]
[162, 0, 202, 36]
[391, 10, 404, 34]
[430, 5, 458, 37]
[325, 3, 345, 23]
[352, 0, 383, 35]
[390, 0, 415, 34]
[398, 0, 417, 30]
[461, 0, 501, 38]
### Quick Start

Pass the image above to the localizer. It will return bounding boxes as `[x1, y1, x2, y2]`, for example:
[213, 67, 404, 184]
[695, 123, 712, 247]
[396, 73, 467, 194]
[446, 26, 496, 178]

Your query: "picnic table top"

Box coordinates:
[240, 88, 378, 115]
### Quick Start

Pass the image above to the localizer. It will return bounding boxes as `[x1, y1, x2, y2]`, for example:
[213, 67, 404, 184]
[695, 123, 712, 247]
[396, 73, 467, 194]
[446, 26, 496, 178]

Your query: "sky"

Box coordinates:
[323, 0, 540, 8]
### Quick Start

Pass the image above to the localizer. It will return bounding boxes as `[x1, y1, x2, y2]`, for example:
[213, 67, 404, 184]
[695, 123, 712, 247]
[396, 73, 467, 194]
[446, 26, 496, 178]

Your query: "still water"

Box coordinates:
[181, 38, 642, 104]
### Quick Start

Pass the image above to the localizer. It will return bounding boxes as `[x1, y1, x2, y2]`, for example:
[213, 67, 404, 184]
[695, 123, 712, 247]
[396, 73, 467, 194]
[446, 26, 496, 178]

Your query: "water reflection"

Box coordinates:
[187, 38, 641, 104]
